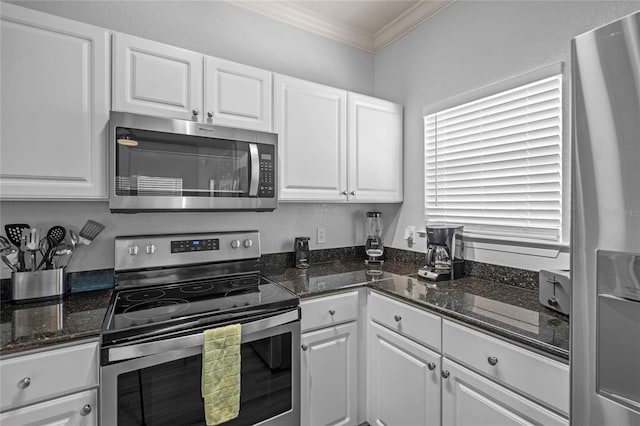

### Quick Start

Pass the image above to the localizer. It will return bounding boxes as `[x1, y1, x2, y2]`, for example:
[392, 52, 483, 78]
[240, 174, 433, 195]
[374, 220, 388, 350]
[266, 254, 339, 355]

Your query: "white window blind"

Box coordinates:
[424, 75, 562, 243]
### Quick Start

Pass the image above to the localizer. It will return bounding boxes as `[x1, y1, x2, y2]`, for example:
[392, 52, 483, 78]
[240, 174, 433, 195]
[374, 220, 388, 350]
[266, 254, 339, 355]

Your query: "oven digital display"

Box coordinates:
[171, 238, 219, 253]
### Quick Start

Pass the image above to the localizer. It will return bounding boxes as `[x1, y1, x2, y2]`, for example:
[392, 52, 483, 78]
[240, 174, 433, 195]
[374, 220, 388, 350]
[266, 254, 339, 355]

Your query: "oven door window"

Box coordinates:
[115, 127, 250, 198]
[116, 333, 292, 425]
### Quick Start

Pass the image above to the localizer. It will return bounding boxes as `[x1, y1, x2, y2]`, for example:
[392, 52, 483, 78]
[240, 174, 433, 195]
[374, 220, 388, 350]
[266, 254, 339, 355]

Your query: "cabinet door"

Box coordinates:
[348, 93, 403, 202]
[204, 57, 272, 131]
[113, 32, 203, 121]
[0, 4, 109, 199]
[368, 321, 440, 426]
[0, 389, 97, 426]
[274, 74, 348, 202]
[301, 322, 358, 426]
[441, 358, 568, 426]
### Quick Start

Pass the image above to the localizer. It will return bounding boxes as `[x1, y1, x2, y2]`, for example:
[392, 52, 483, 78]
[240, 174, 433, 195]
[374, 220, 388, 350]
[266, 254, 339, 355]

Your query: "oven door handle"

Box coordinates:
[107, 309, 299, 363]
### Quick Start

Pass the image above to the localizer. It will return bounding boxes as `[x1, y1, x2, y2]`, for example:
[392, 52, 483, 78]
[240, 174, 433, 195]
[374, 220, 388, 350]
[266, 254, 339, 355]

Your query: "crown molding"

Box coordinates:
[227, 0, 455, 53]
[374, 1, 455, 52]
[228, 0, 374, 52]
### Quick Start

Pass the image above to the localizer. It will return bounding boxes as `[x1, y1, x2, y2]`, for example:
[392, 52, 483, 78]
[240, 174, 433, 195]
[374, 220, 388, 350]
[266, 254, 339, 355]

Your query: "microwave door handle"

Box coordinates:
[249, 143, 259, 197]
[106, 309, 299, 363]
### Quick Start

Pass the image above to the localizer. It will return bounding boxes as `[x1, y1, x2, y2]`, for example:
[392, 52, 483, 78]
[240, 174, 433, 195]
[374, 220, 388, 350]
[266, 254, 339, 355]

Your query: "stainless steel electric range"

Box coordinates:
[100, 231, 300, 426]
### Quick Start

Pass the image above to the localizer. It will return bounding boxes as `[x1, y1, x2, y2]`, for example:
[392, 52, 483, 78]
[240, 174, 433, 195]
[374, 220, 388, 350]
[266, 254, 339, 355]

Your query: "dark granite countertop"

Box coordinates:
[0, 289, 112, 357]
[265, 260, 570, 361]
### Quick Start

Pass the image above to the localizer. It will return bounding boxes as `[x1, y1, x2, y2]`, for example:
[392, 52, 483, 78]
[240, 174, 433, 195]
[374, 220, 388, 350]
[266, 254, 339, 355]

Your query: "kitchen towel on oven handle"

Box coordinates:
[201, 324, 241, 426]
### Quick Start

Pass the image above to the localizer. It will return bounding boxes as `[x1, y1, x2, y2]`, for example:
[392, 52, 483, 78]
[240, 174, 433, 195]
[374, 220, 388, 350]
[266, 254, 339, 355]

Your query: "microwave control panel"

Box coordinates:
[257, 145, 275, 198]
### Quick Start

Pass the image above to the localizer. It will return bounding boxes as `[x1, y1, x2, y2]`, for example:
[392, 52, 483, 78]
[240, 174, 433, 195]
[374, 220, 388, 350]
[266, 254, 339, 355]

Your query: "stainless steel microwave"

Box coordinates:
[109, 112, 277, 212]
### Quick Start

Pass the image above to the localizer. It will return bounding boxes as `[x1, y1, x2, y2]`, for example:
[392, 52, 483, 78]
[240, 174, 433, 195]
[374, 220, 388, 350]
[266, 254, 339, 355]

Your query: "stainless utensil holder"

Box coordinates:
[11, 268, 68, 302]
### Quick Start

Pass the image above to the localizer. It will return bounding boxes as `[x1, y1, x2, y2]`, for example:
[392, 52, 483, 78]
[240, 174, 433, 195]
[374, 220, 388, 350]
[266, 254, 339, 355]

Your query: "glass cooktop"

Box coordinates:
[101, 273, 299, 347]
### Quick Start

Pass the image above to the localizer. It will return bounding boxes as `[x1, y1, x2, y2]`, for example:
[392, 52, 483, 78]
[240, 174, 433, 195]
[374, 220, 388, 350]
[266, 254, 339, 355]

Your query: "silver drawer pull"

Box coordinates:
[80, 404, 92, 416]
[427, 362, 436, 371]
[394, 315, 402, 322]
[441, 370, 450, 379]
[301, 344, 309, 351]
[17, 377, 31, 389]
[329, 309, 336, 316]
[487, 356, 499, 366]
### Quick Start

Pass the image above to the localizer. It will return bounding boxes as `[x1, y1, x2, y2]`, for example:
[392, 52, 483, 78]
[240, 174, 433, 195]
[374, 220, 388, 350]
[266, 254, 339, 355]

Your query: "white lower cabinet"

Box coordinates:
[441, 358, 568, 426]
[301, 321, 359, 426]
[300, 291, 360, 426]
[364, 292, 569, 426]
[0, 340, 99, 425]
[368, 321, 441, 426]
[0, 389, 97, 426]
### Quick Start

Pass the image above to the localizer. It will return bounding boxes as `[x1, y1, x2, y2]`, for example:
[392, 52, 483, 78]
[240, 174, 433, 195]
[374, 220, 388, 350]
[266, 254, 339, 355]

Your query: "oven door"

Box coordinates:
[101, 311, 299, 426]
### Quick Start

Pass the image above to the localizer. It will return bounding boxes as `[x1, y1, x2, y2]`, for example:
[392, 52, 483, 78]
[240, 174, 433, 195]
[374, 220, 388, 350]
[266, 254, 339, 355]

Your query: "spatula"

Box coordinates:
[78, 220, 105, 245]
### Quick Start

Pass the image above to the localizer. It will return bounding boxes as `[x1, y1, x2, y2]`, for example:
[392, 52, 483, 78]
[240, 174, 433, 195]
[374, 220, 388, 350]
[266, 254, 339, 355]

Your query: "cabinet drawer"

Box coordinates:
[369, 291, 441, 352]
[442, 319, 569, 416]
[0, 341, 99, 411]
[0, 388, 97, 426]
[301, 291, 359, 332]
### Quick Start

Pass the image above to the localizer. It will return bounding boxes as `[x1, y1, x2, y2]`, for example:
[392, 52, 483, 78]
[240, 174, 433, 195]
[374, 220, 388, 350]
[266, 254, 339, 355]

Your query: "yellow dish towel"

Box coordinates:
[201, 324, 241, 426]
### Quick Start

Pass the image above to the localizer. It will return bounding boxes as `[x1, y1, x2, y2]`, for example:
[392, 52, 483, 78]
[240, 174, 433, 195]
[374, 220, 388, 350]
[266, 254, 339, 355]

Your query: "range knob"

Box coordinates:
[243, 239, 253, 248]
[231, 239, 241, 249]
[128, 244, 139, 256]
[145, 243, 157, 255]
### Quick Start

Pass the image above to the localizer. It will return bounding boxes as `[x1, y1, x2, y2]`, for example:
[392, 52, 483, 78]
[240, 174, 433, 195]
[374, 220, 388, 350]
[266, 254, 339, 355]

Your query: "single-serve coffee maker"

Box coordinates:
[365, 211, 384, 264]
[418, 224, 464, 281]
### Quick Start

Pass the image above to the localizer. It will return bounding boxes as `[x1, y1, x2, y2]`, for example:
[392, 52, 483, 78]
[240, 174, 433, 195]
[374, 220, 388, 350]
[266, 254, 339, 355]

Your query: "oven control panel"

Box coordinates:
[115, 231, 261, 271]
[171, 238, 219, 253]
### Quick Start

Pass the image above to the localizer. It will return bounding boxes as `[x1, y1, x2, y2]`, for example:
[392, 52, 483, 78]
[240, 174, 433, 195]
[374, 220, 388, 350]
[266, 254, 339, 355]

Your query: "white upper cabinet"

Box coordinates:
[274, 74, 348, 202]
[348, 93, 403, 202]
[204, 57, 272, 131]
[274, 74, 403, 203]
[113, 32, 203, 121]
[0, 4, 110, 199]
[113, 33, 273, 131]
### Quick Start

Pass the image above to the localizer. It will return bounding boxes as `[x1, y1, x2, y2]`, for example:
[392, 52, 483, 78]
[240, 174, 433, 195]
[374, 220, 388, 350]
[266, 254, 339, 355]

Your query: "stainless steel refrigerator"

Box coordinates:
[572, 11, 640, 425]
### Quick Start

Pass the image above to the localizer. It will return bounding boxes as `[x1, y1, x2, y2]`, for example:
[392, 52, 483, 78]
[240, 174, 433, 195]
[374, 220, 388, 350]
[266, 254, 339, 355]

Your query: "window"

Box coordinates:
[424, 75, 562, 243]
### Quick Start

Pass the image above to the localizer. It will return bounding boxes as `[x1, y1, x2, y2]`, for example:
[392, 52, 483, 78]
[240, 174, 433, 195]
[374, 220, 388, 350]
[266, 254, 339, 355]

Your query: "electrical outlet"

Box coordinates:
[317, 227, 326, 244]
[404, 226, 416, 241]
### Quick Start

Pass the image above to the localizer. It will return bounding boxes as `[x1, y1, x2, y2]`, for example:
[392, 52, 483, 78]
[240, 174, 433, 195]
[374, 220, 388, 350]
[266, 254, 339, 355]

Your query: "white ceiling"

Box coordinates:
[228, 0, 455, 53]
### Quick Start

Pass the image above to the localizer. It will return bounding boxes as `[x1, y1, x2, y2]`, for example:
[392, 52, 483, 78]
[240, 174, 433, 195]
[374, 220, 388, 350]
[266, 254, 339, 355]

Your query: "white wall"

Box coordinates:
[374, 0, 640, 271]
[0, 0, 376, 276]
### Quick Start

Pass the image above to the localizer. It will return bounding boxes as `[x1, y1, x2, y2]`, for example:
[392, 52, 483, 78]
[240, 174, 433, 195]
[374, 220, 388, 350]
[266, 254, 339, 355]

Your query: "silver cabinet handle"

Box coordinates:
[192, 108, 200, 116]
[17, 377, 31, 389]
[329, 309, 336, 316]
[350, 191, 356, 196]
[301, 344, 309, 351]
[80, 404, 92, 416]
[394, 315, 402, 322]
[207, 111, 214, 118]
[342, 190, 348, 196]
[487, 356, 499, 366]
[441, 370, 450, 379]
[427, 362, 436, 371]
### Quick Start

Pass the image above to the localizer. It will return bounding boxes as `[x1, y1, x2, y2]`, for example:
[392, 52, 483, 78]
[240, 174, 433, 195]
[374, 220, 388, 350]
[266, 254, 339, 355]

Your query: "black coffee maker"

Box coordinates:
[418, 224, 463, 281]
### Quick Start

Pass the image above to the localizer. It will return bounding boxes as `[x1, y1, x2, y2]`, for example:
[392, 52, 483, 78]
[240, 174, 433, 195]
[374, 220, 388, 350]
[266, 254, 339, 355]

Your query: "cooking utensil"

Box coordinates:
[36, 226, 67, 270]
[69, 229, 79, 250]
[78, 220, 105, 245]
[4, 224, 30, 247]
[25, 228, 41, 272]
[0, 236, 19, 271]
[5, 223, 29, 271]
[53, 243, 74, 269]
